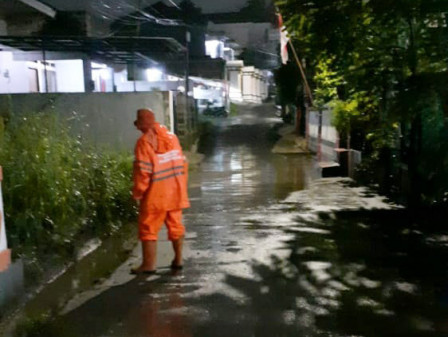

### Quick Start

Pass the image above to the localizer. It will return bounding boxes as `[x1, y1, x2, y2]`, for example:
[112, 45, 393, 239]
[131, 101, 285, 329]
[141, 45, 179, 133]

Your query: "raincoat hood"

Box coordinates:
[134, 108, 155, 130]
[145, 123, 176, 154]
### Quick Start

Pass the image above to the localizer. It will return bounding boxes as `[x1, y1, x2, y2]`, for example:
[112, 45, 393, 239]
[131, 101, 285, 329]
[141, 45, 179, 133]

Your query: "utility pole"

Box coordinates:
[42, 39, 48, 93]
[185, 29, 190, 97]
[185, 29, 191, 130]
[133, 0, 142, 93]
[288, 40, 313, 147]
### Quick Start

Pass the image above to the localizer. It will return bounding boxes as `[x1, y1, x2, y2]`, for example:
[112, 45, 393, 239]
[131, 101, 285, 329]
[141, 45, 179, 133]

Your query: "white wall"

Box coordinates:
[0, 54, 85, 94]
[35, 64, 57, 93]
[227, 61, 244, 102]
[92, 67, 114, 93]
[0, 52, 31, 94]
[205, 40, 225, 59]
[54, 60, 85, 93]
[114, 69, 185, 93]
[308, 109, 339, 162]
[4, 92, 173, 151]
[242, 66, 262, 103]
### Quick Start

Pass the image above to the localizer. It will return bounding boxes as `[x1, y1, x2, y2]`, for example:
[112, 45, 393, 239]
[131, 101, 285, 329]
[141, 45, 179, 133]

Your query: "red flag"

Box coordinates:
[278, 14, 289, 64]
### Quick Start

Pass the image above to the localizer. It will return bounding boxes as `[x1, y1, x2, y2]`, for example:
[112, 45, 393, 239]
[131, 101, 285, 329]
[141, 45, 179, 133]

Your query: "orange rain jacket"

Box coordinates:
[133, 123, 190, 212]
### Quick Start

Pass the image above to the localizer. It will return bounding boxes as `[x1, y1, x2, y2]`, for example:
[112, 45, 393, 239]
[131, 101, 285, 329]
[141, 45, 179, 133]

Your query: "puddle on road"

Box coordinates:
[1, 224, 137, 336]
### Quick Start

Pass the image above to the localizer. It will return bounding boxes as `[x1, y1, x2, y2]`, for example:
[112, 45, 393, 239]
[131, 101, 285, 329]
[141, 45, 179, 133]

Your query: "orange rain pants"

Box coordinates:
[133, 123, 190, 242]
[138, 209, 184, 241]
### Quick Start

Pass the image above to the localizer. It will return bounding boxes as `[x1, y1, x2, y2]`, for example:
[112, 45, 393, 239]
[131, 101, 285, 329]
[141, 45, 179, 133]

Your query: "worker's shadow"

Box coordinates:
[46, 273, 192, 337]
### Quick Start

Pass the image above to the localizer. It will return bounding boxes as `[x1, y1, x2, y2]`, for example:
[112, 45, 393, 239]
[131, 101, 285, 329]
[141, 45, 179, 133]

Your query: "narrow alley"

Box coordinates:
[9, 104, 448, 337]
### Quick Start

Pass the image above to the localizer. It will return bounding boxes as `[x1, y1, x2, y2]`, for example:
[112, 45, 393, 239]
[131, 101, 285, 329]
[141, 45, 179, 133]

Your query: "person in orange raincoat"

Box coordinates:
[131, 108, 190, 274]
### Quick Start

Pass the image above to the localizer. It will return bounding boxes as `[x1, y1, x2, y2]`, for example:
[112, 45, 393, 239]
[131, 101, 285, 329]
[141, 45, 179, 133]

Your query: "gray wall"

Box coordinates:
[0, 259, 23, 311]
[0, 92, 173, 151]
[308, 109, 339, 162]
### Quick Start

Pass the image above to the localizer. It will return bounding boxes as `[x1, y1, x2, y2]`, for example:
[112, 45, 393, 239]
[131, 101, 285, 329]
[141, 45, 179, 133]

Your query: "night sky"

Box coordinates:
[41, 0, 252, 14]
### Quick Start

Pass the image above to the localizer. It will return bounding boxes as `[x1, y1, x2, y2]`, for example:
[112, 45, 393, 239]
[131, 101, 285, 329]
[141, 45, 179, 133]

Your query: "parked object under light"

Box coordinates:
[99, 68, 111, 80]
[146, 68, 163, 82]
[91, 62, 107, 69]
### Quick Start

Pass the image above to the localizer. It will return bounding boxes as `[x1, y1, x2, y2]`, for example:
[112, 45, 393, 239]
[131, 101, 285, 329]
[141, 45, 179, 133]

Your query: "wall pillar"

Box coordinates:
[226, 60, 244, 102]
[261, 76, 267, 100]
[242, 66, 255, 103]
[83, 57, 93, 93]
[255, 71, 261, 103]
[228, 69, 242, 101]
[251, 71, 256, 103]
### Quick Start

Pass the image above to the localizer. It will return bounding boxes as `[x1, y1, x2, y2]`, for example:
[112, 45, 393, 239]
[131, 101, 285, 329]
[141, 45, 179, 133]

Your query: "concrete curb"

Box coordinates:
[272, 125, 311, 154]
[184, 142, 205, 170]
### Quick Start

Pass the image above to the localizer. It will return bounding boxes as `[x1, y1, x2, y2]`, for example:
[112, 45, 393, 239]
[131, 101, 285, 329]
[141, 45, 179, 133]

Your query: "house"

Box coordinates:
[0, 0, 55, 93]
[110, 1, 225, 91]
[0, 0, 280, 115]
[204, 10, 279, 104]
[0, 0, 56, 35]
[109, 1, 276, 106]
[0, 1, 190, 145]
[0, 0, 190, 95]
[206, 15, 280, 70]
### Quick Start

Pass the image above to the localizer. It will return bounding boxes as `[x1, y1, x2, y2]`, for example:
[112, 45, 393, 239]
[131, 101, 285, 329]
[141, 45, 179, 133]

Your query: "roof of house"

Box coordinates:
[205, 11, 276, 25]
[0, 0, 56, 19]
[0, 35, 185, 64]
[205, 12, 247, 24]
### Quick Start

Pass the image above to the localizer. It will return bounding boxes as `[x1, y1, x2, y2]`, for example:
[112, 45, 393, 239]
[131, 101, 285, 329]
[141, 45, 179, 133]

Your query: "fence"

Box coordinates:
[307, 108, 362, 178]
[308, 108, 339, 163]
[174, 93, 198, 150]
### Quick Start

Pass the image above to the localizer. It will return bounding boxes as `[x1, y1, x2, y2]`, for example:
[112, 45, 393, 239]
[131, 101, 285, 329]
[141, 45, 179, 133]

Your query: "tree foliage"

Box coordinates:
[277, 0, 448, 206]
[179, 0, 207, 25]
[274, 61, 300, 106]
[239, 0, 267, 22]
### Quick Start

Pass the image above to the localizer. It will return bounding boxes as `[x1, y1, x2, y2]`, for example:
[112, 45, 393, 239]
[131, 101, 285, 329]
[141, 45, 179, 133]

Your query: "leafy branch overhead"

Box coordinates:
[277, 0, 448, 205]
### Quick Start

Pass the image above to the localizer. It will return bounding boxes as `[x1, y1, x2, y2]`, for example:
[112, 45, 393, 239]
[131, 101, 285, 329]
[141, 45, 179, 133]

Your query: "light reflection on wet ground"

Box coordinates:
[13, 104, 448, 337]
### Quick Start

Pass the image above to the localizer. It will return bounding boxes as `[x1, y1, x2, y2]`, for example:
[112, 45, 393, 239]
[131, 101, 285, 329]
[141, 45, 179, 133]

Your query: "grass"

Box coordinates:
[0, 112, 137, 258]
[229, 102, 238, 117]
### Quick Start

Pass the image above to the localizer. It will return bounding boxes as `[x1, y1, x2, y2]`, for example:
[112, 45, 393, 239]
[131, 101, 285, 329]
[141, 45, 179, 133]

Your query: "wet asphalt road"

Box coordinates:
[15, 104, 448, 337]
[36, 103, 317, 337]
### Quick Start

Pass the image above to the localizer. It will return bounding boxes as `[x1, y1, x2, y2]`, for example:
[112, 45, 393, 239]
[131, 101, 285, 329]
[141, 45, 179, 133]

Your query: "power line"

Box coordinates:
[90, 0, 182, 27]
[167, 0, 181, 10]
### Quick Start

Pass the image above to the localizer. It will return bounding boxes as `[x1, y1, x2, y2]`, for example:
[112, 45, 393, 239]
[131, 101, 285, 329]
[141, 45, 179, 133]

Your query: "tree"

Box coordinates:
[178, 0, 207, 25]
[239, 0, 267, 21]
[274, 61, 302, 123]
[274, 62, 300, 106]
[277, 0, 448, 207]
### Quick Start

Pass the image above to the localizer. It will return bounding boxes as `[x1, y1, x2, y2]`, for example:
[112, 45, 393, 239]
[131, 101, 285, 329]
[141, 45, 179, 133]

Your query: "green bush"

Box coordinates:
[0, 112, 136, 256]
[229, 103, 238, 117]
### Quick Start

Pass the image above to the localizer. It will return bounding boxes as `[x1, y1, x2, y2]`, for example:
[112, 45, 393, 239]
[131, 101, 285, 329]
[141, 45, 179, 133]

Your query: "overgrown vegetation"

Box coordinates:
[274, 62, 302, 125]
[277, 0, 448, 207]
[229, 103, 238, 117]
[0, 112, 136, 257]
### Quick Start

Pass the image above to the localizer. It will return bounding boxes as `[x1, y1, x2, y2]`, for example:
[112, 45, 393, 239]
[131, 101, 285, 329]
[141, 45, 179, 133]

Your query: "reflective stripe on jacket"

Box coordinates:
[133, 124, 190, 212]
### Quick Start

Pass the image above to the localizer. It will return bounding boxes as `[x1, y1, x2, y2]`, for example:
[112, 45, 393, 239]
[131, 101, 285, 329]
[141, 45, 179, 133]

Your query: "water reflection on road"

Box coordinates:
[13, 104, 448, 337]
